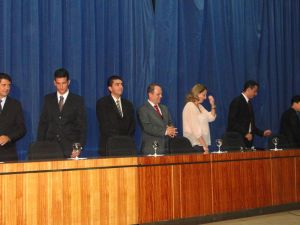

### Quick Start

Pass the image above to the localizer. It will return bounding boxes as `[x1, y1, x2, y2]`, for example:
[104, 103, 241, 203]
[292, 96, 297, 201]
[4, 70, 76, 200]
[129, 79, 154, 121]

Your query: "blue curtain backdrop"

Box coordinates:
[0, 0, 299, 159]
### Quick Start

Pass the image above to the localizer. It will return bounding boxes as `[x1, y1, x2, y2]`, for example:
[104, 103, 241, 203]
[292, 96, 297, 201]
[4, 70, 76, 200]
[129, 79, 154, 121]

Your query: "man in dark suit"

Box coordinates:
[37, 68, 87, 158]
[227, 80, 271, 148]
[96, 75, 135, 156]
[280, 95, 300, 148]
[0, 73, 26, 161]
[138, 83, 177, 154]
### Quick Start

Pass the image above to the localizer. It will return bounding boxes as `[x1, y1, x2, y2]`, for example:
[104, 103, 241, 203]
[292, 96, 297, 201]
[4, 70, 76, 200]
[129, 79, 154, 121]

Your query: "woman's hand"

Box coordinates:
[208, 95, 215, 107]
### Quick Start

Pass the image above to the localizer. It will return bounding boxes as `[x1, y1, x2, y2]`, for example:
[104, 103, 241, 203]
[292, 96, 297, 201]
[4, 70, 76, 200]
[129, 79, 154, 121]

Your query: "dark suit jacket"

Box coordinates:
[37, 92, 87, 157]
[0, 97, 26, 161]
[96, 95, 135, 156]
[280, 108, 300, 148]
[137, 101, 173, 154]
[227, 95, 263, 147]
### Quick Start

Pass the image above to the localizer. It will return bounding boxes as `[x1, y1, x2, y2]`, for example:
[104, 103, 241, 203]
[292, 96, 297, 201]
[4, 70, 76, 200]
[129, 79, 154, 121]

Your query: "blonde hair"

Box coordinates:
[185, 83, 207, 103]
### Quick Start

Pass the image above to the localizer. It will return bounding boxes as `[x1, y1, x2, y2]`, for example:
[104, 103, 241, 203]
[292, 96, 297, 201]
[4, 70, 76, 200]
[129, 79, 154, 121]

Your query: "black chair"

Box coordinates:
[268, 134, 289, 149]
[222, 132, 245, 151]
[27, 141, 65, 160]
[106, 136, 137, 156]
[169, 136, 196, 154]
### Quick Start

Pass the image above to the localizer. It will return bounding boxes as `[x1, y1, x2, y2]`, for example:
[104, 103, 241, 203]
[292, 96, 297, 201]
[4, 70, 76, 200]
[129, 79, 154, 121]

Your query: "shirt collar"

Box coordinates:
[242, 93, 249, 103]
[148, 99, 157, 107]
[0, 96, 7, 105]
[111, 94, 121, 103]
[57, 90, 69, 101]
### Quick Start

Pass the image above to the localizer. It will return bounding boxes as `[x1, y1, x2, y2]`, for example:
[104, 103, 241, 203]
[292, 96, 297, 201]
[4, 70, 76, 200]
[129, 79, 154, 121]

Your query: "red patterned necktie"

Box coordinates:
[154, 105, 162, 118]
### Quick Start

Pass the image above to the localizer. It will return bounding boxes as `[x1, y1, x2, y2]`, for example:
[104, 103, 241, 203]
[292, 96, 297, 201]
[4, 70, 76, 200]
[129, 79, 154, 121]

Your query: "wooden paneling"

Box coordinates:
[0, 158, 138, 225]
[0, 151, 299, 224]
[179, 163, 212, 217]
[296, 157, 300, 202]
[137, 153, 212, 222]
[271, 151, 296, 205]
[138, 165, 173, 223]
[211, 152, 272, 213]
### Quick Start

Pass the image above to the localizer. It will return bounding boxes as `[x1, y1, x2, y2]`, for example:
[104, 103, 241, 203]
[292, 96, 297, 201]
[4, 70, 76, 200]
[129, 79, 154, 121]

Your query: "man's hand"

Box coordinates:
[166, 126, 177, 138]
[263, 129, 272, 137]
[0, 135, 11, 146]
[245, 133, 253, 141]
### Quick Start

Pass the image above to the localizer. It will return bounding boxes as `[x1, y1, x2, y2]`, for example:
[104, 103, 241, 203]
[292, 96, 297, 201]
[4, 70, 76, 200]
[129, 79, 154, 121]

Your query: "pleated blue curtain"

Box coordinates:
[0, 0, 155, 158]
[0, 0, 299, 159]
[154, 0, 300, 148]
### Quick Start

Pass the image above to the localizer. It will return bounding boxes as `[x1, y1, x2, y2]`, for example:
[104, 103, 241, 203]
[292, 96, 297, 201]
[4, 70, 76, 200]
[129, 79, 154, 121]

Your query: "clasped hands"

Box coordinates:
[166, 125, 178, 138]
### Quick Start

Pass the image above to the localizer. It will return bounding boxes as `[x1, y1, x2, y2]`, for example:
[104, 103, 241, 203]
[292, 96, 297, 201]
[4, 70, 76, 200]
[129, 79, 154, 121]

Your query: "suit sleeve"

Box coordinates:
[284, 113, 300, 144]
[77, 97, 87, 146]
[167, 110, 173, 127]
[137, 107, 166, 137]
[228, 99, 248, 135]
[96, 100, 118, 136]
[37, 97, 48, 141]
[128, 103, 136, 136]
[6, 101, 26, 142]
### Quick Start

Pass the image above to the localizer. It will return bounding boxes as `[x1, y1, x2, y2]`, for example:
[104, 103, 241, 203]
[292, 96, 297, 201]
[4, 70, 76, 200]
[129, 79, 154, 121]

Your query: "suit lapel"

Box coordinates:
[61, 93, 73, 113]
[1, 96, 11, 115]
[51, 94, 60, 113]
[146, 101, 164, 123]
[109, 95, 123, 119]
[160, 104, 169, 123]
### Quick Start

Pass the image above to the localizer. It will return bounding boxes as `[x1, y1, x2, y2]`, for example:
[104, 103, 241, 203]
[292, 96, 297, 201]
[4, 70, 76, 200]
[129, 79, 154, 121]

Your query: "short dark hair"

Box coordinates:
[243, 80, 259, 92]
[0, 73, 12, 83]
[54, 68, 69, 80]
[147, 83, 161, 94]
[107, 75, 122, 87]
[291, 95, 300, 105]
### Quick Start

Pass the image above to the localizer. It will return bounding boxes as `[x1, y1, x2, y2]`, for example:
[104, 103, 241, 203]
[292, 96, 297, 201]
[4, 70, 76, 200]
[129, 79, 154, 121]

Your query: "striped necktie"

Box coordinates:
[58, 96, 64, 112]
[116, 99, 123, 117]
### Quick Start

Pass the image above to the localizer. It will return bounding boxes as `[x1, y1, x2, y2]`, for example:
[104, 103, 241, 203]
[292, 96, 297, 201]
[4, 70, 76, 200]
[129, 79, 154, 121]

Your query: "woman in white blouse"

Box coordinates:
[182, 84, 216, 153]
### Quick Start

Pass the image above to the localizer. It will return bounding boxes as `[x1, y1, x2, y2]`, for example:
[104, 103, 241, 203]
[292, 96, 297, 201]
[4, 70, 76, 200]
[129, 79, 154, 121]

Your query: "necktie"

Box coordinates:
[0, 99, 2, 114]
[58, 96, 64, 112]
[116, 99, 123, 117]
[154, 105, 163, 118]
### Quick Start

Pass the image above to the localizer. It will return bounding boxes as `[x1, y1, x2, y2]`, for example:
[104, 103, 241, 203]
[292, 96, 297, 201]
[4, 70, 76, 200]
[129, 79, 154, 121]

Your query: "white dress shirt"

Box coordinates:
[147, 99, 162, 115]
[241, 92, 252, 132]
[57, 90, 69, 104]
[0, 96, 7, 109]
[182, 102, 216, 146]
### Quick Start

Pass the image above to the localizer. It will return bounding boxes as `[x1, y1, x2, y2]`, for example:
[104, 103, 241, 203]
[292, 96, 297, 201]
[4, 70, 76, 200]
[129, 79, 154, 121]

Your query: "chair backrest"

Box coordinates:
[106, 136, 137, 156]
[268, 134, 289, 149]
[222, 132, 245, 151]
[27, 141, 64, 160]
[169, 136, 196, 154]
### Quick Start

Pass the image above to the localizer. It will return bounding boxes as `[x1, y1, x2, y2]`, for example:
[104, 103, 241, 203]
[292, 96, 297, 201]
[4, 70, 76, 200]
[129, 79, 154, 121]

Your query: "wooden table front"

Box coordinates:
[0, 150, 299, 225]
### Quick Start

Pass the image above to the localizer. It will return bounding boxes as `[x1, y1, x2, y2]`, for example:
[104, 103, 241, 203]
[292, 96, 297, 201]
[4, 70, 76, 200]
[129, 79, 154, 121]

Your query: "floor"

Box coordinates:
[202, 210, 300, 225]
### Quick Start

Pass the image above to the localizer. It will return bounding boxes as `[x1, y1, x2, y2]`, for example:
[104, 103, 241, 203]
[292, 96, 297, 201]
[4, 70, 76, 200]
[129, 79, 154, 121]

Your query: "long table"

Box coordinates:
[0, 150, 300, 225]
